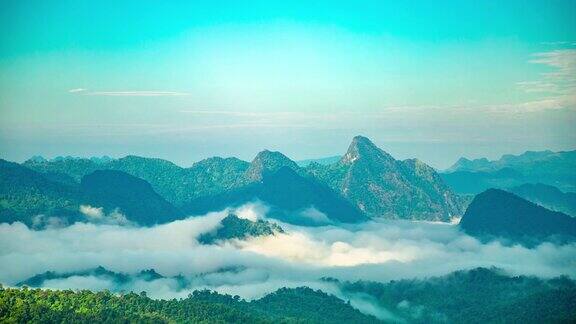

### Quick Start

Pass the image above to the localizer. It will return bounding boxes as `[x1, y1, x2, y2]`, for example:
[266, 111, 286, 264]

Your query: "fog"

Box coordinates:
[1, 202, 575, 317]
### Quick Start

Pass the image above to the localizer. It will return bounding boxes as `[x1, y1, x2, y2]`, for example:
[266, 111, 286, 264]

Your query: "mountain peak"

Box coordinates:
[252, 150, 297, 167]
[341, 136, 390, 164]
[446, 157, 491, 173]
[245, 150, 299, 181]
[350, 135, 379, 150]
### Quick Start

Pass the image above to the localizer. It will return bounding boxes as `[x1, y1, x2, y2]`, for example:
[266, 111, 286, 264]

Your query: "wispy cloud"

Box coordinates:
[512, 48, 576, 112]
[68, 89, 189, 96]
[523, 49, 576, 93]
[68, 88, 87, 93]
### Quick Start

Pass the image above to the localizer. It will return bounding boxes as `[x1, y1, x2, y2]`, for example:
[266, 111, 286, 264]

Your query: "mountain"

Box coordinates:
[108, 155, 249, 205]
[184, 167, 367, 225]
[23, 155, 251, 206]
[445, 157, 492, 173]
[198, 214, 284, 244]
[23, 156, 101, 182]
[0, 159, 81, 226]
[81, 170, 183, 226]
[18, 137, 465, 222]
[0, 161, 184, 226]
[297, 155, 341, 167]
[506, 183, 576, 217]
[446, 150, 558, 172]
[307, 136, 463, 221]
[106, 155, 189, 203]
[460, 189, 576, 246]
[187, 157, 250, 197]
[440, 167, 525, 194]
[244, 150, 301, 182]
[444, 150, 576, 192]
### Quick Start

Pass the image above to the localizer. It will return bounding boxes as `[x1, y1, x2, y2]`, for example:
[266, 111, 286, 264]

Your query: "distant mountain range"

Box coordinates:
[0, 160, 183, 227]
[2, 136, 464, 225]
[507, 183, 576, 217]
[442, 150, 576, 193]
[459, 189, 576, 246]
[4, 137, 575, 233]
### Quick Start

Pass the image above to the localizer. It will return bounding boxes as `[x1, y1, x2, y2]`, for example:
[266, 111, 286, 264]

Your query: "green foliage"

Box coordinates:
[253, 287, 377, 323]
[337, 267, 576, 324]
[0, 160, 184, 227]
[80, 170, 182, 225]
[0, 286, 378, 323]
[19, 136, 466, 223]
[307, 136, 463, 221]
[23, 157, 100, 182]
[184, 167, 367, 225]
[244, 150, 302, 182]
[0, 160, 81, 226]
[24, 155, 251, 207]
[198, 214, 284, 244]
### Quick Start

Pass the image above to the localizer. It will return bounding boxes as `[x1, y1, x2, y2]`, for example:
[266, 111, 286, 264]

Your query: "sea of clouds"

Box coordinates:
[1, 202, 575, 319]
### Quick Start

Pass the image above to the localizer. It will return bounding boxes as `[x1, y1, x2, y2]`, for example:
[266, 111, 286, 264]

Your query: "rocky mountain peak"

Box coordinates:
[341, 136, 392, 164]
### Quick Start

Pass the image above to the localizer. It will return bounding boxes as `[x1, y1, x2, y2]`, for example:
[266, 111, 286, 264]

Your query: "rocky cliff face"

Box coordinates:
[308, 136, 464, 221]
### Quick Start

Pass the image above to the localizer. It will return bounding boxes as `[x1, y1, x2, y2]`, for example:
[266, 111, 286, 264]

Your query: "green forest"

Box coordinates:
[0, 285, 377, 324]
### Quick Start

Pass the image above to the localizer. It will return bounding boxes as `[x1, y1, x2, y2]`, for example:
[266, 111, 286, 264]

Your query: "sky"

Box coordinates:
[0, 0, 575, 168]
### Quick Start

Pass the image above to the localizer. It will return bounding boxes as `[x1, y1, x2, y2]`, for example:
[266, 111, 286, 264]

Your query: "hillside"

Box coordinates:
[80, 170, 183, 225]
[459, 189, 576, 245]
[507, 183, 576, 217]
[184, 167, 367, 225]
[0, 286, 378, 323]
[307, 136, 463, 221]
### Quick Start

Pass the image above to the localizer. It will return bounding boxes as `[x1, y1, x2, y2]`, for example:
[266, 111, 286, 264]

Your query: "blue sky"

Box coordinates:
[1, 0, 575, 168]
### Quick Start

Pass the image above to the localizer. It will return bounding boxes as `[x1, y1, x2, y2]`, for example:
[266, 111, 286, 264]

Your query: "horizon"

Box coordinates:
[7, 135, 576, 171]
[1, 1, 576, 168]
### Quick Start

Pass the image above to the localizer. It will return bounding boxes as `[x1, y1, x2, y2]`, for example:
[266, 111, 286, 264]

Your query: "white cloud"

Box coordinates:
[80, 205, 105, 219]
[233, 201, 269, 221]
[68, 88, 87, 93]
[0, 203, 575, 309]
[79, 205, 132, 225]
[68, 89, 189, 96]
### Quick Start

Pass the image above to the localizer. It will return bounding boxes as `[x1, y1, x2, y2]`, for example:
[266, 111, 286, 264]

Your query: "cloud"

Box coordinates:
[68, 89, 189, 96]
[79, 205, 132, 225]
[512, 48, 576, 111]
[530, 49, 576, 86]
[0, 202, 575, 312]
[68, 88, 87, 93]
[79, 205, 105, 219]
[233, 201, 269, 221]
